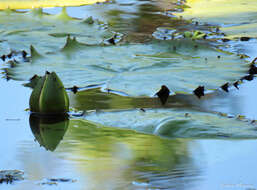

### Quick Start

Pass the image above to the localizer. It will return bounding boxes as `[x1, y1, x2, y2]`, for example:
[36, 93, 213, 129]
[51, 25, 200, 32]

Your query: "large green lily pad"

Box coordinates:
[0, 9, 249, 96]
[176, 0, 257, 38]
[0, 8, 112, 55]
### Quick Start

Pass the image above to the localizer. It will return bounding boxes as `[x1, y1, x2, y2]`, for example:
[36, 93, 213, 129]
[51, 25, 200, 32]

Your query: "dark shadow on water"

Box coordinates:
[29, 114, 69, 151]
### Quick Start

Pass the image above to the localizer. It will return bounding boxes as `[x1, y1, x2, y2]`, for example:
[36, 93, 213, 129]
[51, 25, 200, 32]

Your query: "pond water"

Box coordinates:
[1, 78, 257, 190]
[1, 0, 257, 189]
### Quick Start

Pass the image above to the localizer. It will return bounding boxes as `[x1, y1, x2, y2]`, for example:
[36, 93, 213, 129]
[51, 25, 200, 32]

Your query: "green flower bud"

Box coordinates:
[29, 71, 69, 114]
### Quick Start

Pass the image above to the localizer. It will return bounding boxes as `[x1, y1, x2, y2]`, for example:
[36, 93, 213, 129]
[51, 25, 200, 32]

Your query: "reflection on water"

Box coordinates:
[45, 0, 194, 42]
[29, 114, 69, 151]
[1, 0, 257, 189]
[58, 119, 200, 190]
[0, 78, 257, 189]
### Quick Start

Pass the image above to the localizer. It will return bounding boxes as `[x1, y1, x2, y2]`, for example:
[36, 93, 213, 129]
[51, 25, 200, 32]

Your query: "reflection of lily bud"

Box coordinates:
[29, 114, 69, 151]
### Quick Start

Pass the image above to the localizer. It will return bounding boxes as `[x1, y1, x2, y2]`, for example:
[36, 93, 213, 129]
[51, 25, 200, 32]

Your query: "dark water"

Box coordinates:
[1, 0, 257, 189]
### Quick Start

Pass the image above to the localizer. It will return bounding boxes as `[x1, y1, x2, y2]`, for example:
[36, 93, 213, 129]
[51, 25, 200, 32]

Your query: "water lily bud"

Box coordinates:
[29, 71, 69, 114]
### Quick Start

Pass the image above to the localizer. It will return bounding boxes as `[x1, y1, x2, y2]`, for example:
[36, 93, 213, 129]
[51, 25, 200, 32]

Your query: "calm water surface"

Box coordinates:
[1, 1, 257, 189]
[1, 77, 257, 190]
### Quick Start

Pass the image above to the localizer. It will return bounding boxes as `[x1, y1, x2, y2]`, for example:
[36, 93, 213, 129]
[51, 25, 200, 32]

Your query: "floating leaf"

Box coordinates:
[77, 108, 257, 138]
[176, 0, 257, 38]
[0, 9, 250, 97]
[4, 41, 249, 97]
[0, 8, 112, 54]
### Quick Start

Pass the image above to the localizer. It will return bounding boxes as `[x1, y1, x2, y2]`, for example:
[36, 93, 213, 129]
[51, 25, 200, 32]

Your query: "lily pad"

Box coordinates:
[176, 0, 257, 38]
[79, 108, 257, 138]
[0, 8, 112, 55]
[68, 87, 218, 110]
[2, 30, 248, 96]
[0, 9, 250, 96]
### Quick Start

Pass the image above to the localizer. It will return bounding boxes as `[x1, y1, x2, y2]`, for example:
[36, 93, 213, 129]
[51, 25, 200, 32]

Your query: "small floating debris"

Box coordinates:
[216, 133, 230, 138]
[0, 170, 24, 184]
[39, 178, 77, 186]
[1, 50, 29, 63]
[185, 113, 190, 117]
[140, 108, 146, 112]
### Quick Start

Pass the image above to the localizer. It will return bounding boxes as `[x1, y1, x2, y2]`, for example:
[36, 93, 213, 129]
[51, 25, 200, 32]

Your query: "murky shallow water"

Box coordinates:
[1, 0, 257, 189]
